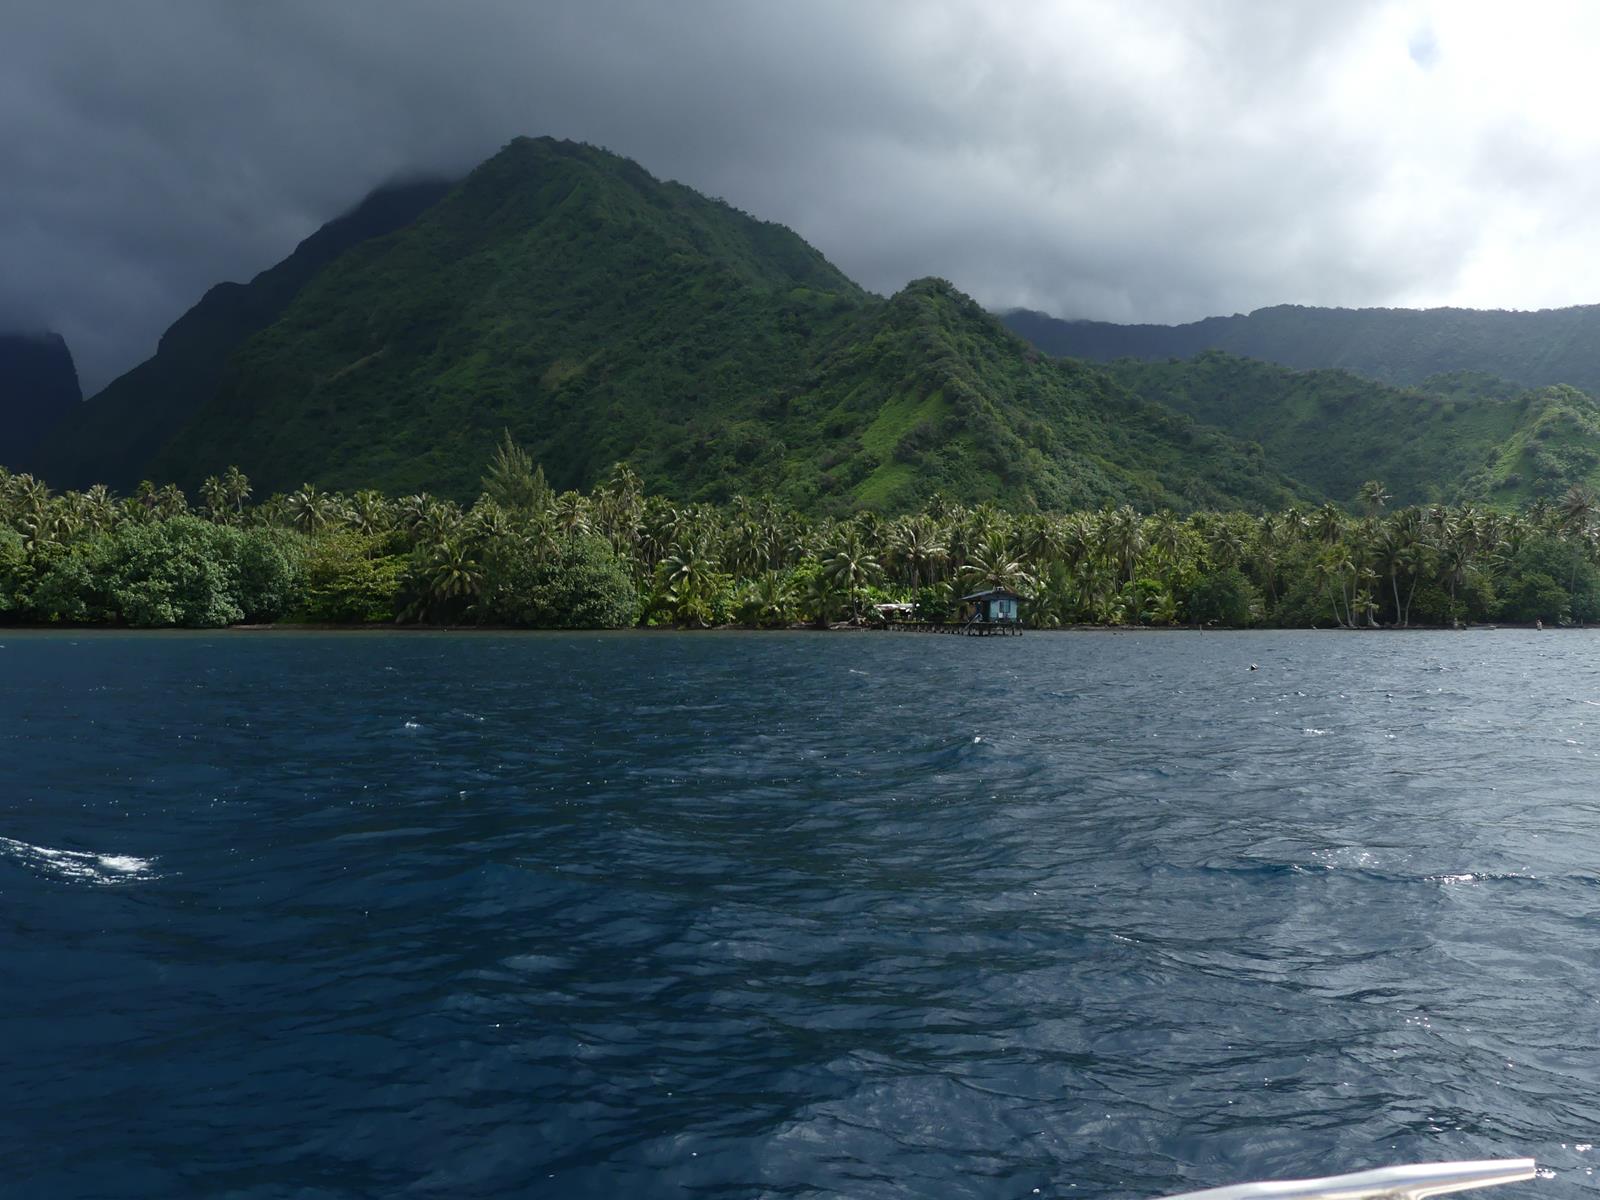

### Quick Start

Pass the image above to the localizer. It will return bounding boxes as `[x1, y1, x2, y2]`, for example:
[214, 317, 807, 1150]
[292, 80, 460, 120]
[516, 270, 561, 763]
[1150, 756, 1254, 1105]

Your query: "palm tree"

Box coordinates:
[468, 499, 515, 540]
[1147, 510, 1186, 572]
[1312, 502, 1346, 547]
[199, 475, 230, 523]
[395, 493, 435, 533]
[960, 538, 1034, 595]
[80, 484, 118, 535]
[1315, 554, 1354, 627]
[349, 490, 394, 536]
[412, 536, 483, 624]
[1113, 506, 1148, 585]
[1206, 522, 1244, 570]
[1357, 480, 1390, 518]
[1437, 533, 1473, 614]
[13, 474, 51, 520]
[822, 530, 882, 623]
[887, 516, 947, 589]
[803, 566, 847, 629]
[1252, 514, 1288, 606]
[286, 483, 336, 534]
[1279, 505, 1310, 544]
[415, 501, 464, 549]
[221, 466, 252, 517]
[658, 538, 723, 626]
[552, 491, 591, 536]
[1560, 484, 1597, 590]
[1370, 527, 1405, 626]
[736, 570, 798, 628]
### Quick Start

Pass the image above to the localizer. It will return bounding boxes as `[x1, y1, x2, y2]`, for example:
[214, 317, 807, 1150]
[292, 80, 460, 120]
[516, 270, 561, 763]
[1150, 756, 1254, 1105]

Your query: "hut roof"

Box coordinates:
[960, 587, 1023, 602]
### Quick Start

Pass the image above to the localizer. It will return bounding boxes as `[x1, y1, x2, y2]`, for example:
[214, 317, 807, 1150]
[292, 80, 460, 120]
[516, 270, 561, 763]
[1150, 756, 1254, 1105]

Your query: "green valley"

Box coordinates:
[1102, 352, 1600, 508]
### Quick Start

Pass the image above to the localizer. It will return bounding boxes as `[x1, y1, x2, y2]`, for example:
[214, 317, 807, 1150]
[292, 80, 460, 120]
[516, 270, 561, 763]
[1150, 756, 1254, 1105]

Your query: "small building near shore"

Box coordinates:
[961, 587, 1022, 627]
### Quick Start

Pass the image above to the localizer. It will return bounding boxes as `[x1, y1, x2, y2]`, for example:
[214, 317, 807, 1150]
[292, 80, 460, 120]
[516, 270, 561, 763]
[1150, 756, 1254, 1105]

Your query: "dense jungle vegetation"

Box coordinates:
[1100, 353, 1600, 508]
[5, 440, 1600, 630]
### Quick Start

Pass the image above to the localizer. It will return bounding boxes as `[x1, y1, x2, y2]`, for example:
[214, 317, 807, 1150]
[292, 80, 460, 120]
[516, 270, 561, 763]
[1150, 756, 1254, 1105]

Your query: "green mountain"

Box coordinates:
[33, 178, 455, 492]
[1003, 302, 1600, 393]
[51, 136, 1305, 514]
[759, 279, 1307, 513]
[148, 137, 873, 500]
[1103, 351, 1600, 507]
[0, 331, 80, 472]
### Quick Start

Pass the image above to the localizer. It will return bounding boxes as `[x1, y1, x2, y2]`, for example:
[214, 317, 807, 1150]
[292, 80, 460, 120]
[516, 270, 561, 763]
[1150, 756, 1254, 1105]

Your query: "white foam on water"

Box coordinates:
[0, 836, 158, 885]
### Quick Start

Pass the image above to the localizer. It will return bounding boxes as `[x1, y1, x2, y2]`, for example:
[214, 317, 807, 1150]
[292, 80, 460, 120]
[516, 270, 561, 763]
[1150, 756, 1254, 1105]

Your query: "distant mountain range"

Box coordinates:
[0, 332, 81, 470]
[1002, 303, 1600, 394]
[1097, 353, 1600, 509]
[19, 135, 1600, 513]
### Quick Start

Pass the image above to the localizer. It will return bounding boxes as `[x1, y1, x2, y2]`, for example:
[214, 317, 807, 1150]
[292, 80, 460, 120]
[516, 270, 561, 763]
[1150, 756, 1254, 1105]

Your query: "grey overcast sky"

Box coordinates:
[7, 0, 1600, 393]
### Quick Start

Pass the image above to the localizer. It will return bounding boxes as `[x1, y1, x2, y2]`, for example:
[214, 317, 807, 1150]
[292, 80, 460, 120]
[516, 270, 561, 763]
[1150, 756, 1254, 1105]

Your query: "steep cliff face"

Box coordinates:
[0, 331, 82, 472]
[32, 178, 454, 491]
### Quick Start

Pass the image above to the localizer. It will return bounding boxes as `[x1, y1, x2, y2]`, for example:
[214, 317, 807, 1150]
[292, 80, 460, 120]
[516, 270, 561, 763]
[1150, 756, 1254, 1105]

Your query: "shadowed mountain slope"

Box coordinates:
[34, 178, 455, 491]
[0, 332, 81, 471]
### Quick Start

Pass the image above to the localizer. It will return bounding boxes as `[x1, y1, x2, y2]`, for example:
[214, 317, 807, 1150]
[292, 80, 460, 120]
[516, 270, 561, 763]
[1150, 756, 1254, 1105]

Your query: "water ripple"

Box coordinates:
[2, 629, 1598, 1199]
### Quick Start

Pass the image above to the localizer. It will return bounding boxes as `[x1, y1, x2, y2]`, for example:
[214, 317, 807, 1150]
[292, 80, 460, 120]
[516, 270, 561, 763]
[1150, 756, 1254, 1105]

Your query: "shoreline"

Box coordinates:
[0, 621, 1588, 635]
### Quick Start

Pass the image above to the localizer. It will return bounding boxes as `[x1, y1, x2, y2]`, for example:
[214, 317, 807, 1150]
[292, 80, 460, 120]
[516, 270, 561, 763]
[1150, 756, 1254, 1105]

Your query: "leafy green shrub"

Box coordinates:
[22, 516, 296, 628]
[237, 528, 303, 622]
[1182, 566, 1260, 626]
[109, 518, 248, 626]
[478, 534, 638, 627]
[1499, 571, 1569, 624]
[299, 533, 404, 623]
[25, 542, 110, 623]
[0, 527, 26, 617]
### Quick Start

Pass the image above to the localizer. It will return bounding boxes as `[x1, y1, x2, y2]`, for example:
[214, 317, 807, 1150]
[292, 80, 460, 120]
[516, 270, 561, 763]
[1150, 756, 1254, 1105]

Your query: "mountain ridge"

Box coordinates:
[32, 177, 457, 491]
[1101, 350, 1600, 508]
[1002, 302, 1600, 394]
[31, 134, 1587, 515]
[110, 136, 1308, 513]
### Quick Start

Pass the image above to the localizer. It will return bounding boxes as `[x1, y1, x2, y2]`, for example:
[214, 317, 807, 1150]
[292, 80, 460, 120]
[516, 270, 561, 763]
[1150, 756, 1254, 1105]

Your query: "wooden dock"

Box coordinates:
[878, 618, 1023, 636]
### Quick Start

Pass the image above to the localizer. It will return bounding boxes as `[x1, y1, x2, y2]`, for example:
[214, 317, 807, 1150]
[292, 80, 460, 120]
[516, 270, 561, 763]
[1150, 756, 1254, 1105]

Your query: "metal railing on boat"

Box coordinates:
[1157, 1159, 1537, 1200]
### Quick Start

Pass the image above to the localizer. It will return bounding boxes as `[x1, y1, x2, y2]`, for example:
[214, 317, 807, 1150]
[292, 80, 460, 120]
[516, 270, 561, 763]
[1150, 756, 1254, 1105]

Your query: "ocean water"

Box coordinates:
[3, 629, 1599, 1200]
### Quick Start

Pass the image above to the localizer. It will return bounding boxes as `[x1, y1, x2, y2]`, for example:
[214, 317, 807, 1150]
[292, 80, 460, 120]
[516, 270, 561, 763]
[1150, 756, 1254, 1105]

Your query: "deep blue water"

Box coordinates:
[3, 630, 1600, 1200]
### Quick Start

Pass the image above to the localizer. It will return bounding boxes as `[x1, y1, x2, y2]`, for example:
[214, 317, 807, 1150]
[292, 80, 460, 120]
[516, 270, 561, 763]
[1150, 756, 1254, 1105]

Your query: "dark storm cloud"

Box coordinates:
[4, 1, 1593, 393]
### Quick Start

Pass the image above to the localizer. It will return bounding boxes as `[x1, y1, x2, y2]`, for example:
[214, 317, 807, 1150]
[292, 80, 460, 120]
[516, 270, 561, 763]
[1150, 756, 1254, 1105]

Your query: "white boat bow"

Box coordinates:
[1159, 1160, 1538, 1200]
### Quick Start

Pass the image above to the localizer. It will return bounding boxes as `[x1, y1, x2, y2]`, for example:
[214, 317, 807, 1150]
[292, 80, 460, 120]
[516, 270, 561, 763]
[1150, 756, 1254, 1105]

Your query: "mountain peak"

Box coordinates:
[0, 330, 82, 472]
[28, 137, 1305, 515]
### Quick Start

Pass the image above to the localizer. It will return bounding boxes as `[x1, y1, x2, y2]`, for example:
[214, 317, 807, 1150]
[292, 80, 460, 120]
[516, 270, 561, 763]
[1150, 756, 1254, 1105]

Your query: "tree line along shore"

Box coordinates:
[3, 437, 1600, 631]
